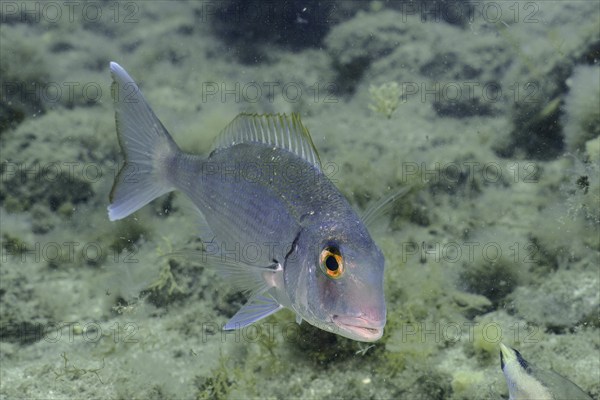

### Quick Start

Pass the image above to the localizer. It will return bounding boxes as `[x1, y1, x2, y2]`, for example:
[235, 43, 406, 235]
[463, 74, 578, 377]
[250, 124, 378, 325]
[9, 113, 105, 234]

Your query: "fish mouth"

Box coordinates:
[332, 316, 385, 342]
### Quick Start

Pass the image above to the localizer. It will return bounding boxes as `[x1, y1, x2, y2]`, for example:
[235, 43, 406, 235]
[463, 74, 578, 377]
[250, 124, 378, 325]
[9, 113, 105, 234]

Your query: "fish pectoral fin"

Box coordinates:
[214, 259, 279, 299]
[224, 294, 283, 330]
[295, 314, 303, 325]
[361, 186, 411, 228]
[166, 250, 279, 299]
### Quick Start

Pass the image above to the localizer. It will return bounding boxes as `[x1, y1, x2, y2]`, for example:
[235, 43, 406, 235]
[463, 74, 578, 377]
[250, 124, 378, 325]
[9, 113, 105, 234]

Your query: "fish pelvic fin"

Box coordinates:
[224, 294, 283, 330]
[108, 62, 180, 221]
[165, 249, 284, 330]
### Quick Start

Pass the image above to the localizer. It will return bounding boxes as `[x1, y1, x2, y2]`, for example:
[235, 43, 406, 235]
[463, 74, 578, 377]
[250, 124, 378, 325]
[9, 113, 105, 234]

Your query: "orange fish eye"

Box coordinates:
[320, 246, 344, 279]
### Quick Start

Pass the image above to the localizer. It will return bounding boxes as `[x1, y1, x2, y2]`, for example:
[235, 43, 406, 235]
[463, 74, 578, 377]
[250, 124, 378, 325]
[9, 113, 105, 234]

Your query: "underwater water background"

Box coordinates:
[0, 1, 599, 399]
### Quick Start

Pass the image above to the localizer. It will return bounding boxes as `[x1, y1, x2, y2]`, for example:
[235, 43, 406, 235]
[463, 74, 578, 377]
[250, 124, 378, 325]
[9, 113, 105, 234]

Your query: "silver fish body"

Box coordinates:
[108, 62, 386, 341]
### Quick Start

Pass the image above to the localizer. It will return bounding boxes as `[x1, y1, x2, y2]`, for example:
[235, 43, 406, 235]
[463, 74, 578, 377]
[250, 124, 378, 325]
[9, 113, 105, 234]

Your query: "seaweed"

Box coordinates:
[53, 352, 105, 384]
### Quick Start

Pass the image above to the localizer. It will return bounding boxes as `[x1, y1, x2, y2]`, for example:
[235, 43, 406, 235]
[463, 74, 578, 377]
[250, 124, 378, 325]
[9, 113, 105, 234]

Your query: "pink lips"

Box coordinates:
[333, 316, 385, 342]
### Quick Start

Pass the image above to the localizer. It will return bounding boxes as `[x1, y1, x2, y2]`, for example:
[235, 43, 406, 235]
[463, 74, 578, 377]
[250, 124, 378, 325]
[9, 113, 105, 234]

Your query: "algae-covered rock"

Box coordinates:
[565, 158, 600, 226]
[325, 10, 418, 67]
[562, 65, 600, 153]
[0, 107, 115, 215]
[0, 24, 50, 132]
[459, 226, 533, 306]
[509, 267, 599, 330]
[210, 0, 335, 63]
[325, 10, 427, 93]
[586, 137, 600, 163]
[493, 2, 600, 160]
[402, 372, 452, 400]
[532, 156, 600, 261]
[326, 8, 513, 117]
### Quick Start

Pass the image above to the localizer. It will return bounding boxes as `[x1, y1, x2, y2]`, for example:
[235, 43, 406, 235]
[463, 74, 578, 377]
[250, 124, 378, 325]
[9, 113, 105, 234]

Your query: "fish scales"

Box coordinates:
[173, 146, 353, 248]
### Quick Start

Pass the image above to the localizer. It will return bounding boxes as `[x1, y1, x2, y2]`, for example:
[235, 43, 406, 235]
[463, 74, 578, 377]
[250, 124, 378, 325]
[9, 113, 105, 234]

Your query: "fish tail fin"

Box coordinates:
[108, 62, 180, 221]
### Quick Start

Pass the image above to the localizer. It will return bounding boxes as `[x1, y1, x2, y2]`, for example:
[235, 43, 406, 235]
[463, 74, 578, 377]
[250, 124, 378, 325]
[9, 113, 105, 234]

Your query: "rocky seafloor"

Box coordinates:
[1, 1, 599, 399]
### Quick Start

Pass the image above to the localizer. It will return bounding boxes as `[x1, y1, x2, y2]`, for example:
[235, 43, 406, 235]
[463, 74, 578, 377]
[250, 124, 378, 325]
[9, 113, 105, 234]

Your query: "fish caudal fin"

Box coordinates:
[108, 62, 180, 221]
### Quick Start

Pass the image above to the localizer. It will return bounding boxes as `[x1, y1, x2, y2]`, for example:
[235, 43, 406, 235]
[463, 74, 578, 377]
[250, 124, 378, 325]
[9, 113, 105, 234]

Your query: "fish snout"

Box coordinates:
[333, 315, 385, 342]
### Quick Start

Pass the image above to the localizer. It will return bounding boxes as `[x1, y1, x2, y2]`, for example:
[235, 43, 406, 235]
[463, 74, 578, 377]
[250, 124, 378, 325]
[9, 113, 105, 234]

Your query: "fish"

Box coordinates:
[499, 342, 592, 400]
[107, 62, 388, 342]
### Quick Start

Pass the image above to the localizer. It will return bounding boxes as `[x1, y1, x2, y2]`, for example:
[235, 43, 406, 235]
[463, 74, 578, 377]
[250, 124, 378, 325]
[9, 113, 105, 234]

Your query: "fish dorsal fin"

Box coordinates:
[211, 113, 322, 170]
